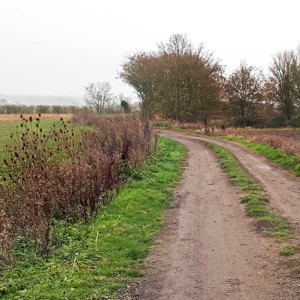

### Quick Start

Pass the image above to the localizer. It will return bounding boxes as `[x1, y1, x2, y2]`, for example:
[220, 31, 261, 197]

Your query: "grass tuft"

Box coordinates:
[291, 265, 300, 275]
[279, 245, 298, 256]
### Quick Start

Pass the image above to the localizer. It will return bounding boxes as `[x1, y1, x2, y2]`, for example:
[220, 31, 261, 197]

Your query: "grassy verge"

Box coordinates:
[219, 135, 300, 177]
[0, 137, 187, 300]
[203, 141, 297, 252]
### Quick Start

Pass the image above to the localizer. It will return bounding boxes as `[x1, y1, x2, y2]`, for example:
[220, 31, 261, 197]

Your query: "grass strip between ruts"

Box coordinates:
[220, 135, 300, 177]
[203, 141, 298, 255]
[0, 137, 187, 300]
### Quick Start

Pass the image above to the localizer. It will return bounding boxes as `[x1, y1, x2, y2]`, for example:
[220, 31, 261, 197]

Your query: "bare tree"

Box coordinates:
[269, 50, 300, 121]
[120, 34, 223, 124]
[226, 62, 265, 127]
[158, 33, 192, 56]
[120, 52, 159, 120]
[84, 81, 113, 114]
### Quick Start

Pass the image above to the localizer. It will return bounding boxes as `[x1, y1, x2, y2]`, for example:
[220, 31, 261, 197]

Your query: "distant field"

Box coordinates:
[0, 113, 73, 122]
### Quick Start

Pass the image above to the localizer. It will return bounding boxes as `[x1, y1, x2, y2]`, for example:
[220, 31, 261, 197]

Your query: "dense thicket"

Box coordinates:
[225, 63, 265, 127]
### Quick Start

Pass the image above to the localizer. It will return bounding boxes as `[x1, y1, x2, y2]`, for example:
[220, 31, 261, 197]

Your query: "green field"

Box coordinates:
[0, 119, 88, 177]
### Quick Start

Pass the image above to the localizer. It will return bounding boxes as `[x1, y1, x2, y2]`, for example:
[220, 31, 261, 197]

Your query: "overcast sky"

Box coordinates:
[1, 0, 300, 103]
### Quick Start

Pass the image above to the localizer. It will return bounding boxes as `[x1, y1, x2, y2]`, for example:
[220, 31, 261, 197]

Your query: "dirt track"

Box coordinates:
[120, 131, 300, 300]
[165, 131, 300, 235]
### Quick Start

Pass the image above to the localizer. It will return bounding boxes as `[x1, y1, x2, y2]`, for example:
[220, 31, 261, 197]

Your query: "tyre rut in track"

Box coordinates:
[164, 131, 300, 236]
[121, 133, 286, 300]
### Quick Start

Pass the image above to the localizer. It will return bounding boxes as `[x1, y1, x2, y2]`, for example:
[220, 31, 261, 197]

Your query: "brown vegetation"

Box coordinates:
[0, 111, 153, 266]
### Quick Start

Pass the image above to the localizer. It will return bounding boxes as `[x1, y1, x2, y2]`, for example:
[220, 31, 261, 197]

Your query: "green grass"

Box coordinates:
[0, 137, 187, 300]
[203, 141, 293, 244]
[279, 245, 298, 256]
[222, 135, 300, 177]
[0, 120, 89, 177]
[0, 122, 21, 165]
[0, 120, 70, 145]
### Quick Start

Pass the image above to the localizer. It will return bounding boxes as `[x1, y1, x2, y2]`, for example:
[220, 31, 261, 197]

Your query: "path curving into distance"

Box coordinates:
[120, 130, 300, 300]
[163, 130, 300, 236]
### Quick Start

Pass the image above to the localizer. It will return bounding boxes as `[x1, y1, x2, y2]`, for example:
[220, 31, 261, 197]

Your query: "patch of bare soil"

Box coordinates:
[119, 132, 300, 299]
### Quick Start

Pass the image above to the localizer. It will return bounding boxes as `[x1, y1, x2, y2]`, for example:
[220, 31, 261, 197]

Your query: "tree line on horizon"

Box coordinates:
[120, 33, 300, 128]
